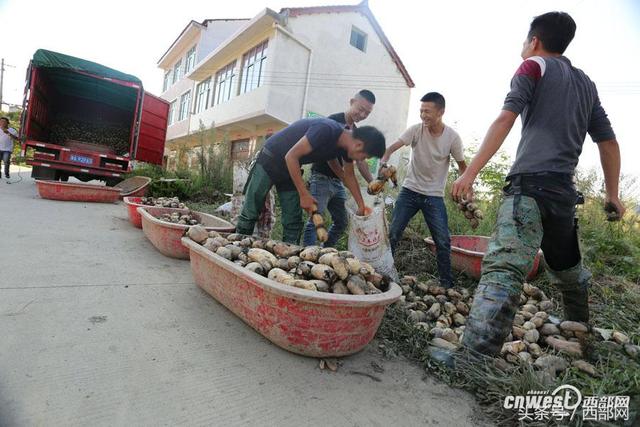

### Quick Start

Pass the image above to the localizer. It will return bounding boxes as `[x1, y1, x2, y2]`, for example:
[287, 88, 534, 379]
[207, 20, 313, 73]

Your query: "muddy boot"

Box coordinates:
[547, 263, 591, 322]
[461, 283, 520, 357]
[427, 343, 489, 369]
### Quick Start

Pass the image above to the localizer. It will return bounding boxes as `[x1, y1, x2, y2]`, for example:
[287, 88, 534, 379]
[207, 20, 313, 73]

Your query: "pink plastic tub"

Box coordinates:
[123, 197, 188, 229]
[425, 235, 542, 280]
[182, 237, 402, 357]
[35, 180, 120, 203]
[139, 206, 235, 259]
[115, 176, 152, 199]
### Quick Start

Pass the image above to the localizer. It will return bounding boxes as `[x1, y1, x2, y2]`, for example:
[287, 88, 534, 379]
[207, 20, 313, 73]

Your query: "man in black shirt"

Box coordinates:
[236, 117, 386, 243]
[302, 90, 376, 247]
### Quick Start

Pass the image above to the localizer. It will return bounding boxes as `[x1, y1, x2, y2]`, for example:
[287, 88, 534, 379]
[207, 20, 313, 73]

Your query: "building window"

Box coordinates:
[173, 59, 182, 84]
[231, 138, 251, 161]
[168, 100, 177, 125]
[163, 70, 172, 92]
[240, 40, 268, 95]
[194, 78, 211, 114]
[213, 61, 237, 106]
[350, 26, 367, 52]
[185, 46, 197, 74]
[178, 90, 191, 121]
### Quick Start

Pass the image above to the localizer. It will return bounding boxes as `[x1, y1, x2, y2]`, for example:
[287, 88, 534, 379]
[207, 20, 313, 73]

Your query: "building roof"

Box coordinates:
[200, 18, 251, 25]
[280, 1, 414, 88]
[186, 8, 283, 81]
[159, 1, 413, 88]
[158, 18, 251, 66]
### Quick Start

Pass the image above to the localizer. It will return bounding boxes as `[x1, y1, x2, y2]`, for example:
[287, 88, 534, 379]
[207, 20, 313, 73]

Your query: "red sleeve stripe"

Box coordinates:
[514, 57, 545, 81]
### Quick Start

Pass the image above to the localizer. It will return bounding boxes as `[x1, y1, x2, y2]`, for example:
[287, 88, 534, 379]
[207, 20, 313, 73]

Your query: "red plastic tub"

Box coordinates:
[425, 235, 542, 281]
[123, 197, 188, 229]
[182, 237, 402, 357]
[35, 180, 120, 203]
[139, 207, 235, 259]
[115, 176, 152, 199]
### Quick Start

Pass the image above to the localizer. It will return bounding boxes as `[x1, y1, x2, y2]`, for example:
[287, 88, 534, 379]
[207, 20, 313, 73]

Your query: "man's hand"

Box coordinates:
[451, 171, 476, 203]
[604, 196, 625, 221]
[300, 191, 318, 214]
[597, 139, 623, 221]
[356, 206, 372, 216]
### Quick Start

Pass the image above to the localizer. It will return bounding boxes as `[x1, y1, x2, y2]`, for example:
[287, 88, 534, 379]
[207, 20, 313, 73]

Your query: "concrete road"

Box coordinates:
[1, 167, 491, 427]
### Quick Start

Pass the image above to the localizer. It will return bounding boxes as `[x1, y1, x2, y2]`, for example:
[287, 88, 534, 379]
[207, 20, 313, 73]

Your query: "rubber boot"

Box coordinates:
[460, 283, 521, 357]
[547, 262, 591, 323]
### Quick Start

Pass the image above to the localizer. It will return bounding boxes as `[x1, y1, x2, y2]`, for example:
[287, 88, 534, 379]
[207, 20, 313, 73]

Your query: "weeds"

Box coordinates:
[377, 156, 640, 426]
[127, 121, 232, 205]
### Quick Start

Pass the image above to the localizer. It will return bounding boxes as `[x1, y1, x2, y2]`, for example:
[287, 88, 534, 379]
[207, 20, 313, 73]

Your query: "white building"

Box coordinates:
[158, 1, 413, 187]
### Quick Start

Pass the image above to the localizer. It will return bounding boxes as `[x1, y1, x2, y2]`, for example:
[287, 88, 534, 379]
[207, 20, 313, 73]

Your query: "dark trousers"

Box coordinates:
[302, 172, 348, 247]
[389, 187, 453, 286]
[236, 163, 303, 244]
[462, 173, 590, 355]
[505, 173, 582, 271]
[1, 151, 11, 177]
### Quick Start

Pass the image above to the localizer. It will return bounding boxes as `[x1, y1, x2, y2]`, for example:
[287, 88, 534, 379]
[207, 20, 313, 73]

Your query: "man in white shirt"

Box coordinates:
[380, 93, 467, 287]
[0, 117, 19, 179]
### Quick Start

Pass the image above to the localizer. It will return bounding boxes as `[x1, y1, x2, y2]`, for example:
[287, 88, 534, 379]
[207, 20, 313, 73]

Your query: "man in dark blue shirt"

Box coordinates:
[236, 117, 386, 243]
[302, 90, 376, 247]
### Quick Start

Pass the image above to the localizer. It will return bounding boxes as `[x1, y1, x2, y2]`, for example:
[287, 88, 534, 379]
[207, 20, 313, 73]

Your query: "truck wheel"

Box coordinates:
[31, 166, 57, 180]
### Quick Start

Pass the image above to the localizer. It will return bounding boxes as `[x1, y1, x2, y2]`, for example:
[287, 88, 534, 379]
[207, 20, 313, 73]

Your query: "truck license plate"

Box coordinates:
[70, 154, 93, 165]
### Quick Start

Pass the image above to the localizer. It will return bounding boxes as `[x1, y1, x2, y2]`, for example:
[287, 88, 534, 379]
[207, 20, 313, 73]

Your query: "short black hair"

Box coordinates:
[353, 126, 385, 158]
[527, 12, 576, 54]
[0, 117, 9, 122]
[420, 92, 445, 110]
[356, 89, 376, 104]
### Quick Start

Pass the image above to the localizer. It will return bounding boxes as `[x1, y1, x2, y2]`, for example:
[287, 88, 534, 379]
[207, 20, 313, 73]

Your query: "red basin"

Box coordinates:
[115, 176, 152, 199]
[139, 207, 235, 259]
[425, 235, 542, 281]
[35, 180, 120, 203]
[182, 237, 402, 357]
[123, 197, 188, 229]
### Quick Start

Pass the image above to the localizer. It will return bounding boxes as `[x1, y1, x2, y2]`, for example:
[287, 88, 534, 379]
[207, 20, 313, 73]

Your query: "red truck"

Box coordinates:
[20, 49, 169, 185]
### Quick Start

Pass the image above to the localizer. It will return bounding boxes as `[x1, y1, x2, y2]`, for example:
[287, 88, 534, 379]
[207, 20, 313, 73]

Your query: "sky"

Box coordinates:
[0, 0, 638, 185]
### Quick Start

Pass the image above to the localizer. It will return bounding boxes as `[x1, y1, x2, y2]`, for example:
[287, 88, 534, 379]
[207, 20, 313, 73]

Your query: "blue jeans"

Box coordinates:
[1, 151, 10, 177]
[389, 187, 453, 286]
[302, 172, 348, 247]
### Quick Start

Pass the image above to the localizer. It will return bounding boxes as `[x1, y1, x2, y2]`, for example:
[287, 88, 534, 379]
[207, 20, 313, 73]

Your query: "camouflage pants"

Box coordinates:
[462, 193, 591, 355]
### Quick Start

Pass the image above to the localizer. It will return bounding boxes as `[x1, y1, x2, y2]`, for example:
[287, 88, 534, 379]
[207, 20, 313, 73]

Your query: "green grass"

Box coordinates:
[376, 163, 640, 426]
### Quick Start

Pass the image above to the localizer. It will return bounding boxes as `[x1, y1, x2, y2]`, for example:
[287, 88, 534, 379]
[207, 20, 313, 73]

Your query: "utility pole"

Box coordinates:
[1, 58, 5, 108]
[0, 58, 16, 111]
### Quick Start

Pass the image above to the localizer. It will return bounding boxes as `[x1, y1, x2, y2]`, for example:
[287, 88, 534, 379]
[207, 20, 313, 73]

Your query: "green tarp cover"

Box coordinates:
[32, 49, 141, 112]
[32, 49, 142, 85]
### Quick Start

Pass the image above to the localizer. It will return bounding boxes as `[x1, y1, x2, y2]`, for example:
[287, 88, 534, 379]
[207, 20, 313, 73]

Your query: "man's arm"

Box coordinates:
[451, 110, 518, 201]
[284, 137, 317, 213]
[456, 160, 467, 175]
[356, 160, 374, 183]
[6, 129, 19, 140]
[380, 140, 404, 165]
[597, 139, 625, 219]
[327, 159, 345, 181]
[342, 161, 368, 215]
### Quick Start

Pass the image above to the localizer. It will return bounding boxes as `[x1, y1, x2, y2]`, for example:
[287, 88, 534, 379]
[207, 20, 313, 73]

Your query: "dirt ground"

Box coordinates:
[0, 167, 491, 427]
